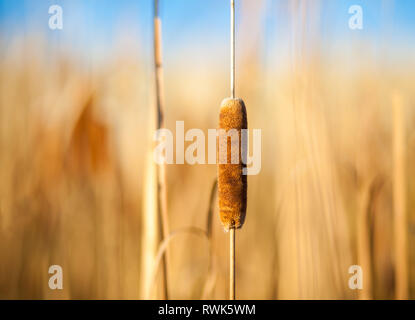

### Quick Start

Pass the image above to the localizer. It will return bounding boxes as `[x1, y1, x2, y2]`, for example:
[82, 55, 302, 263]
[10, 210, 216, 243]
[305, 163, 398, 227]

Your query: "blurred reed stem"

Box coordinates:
[393, 92, 408, 300]
[230, 227, 235, 300]
[356, 181, 373, 300]
[154, 0, 170, 300]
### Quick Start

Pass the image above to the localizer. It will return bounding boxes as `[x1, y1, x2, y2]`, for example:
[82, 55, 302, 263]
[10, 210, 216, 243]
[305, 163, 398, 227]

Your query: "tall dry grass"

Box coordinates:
[0, 1, 414, 299]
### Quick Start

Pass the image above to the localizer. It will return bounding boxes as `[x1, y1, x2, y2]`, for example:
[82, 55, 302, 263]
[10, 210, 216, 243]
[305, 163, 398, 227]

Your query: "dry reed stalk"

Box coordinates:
[275, 3, 352, 298]
[239, 0, 266, 99]
[149, 227, 211, 299]
[140, 138, 159, 299]
[392, 92, 408, 300]
[202, 179, 219, 299]
[150, 180, 219, 299]
[153, 0, 170, 299]
[354, 112, 379, 300]
[356, 180, 373, 300]
[206, 179, 218, 238]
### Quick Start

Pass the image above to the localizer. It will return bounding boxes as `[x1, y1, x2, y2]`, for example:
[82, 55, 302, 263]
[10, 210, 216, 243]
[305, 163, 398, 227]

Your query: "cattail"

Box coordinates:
[218, 97, 248, 300]
[218, 97, 247, 231]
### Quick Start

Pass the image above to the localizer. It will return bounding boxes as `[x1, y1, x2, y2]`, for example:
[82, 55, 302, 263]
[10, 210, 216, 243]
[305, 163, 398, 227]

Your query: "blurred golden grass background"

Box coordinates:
[0, 0, 414, 299]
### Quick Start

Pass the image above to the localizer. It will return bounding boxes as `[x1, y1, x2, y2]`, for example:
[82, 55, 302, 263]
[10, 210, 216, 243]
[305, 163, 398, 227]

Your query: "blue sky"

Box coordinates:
[0, 0, 414, 64]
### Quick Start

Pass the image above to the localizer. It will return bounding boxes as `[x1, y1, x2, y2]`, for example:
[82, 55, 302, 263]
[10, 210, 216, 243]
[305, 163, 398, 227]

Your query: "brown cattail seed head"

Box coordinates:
[218, 98, 248, 231]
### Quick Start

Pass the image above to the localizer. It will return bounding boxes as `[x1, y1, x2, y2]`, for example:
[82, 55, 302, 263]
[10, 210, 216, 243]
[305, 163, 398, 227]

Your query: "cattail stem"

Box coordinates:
[154, 0, 169, 300]
[230, 0, 235, 99]
[230, 227, 236, 300]
[229, 0, 236, 300]
[229, 0, 236, 301]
